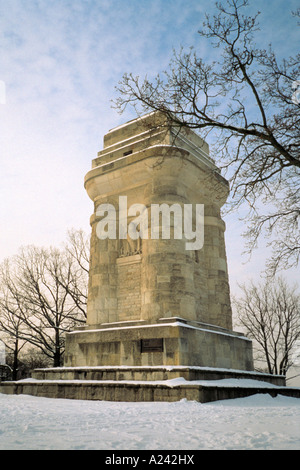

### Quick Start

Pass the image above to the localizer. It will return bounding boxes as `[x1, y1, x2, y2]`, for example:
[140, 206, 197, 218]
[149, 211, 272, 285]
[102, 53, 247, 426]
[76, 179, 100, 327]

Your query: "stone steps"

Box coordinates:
[1, 366, 300, 403]
[1, 377, 300, 403]
[30, 365, 285, 386]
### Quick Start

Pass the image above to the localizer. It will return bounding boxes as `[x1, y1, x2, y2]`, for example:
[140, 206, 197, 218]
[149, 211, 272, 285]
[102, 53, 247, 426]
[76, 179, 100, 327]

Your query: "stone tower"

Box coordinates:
[64, 112, 253, 371]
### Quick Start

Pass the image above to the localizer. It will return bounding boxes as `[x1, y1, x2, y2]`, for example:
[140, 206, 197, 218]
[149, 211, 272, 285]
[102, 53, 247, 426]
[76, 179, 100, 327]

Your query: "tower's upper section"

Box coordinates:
[91, 111, 215, 170]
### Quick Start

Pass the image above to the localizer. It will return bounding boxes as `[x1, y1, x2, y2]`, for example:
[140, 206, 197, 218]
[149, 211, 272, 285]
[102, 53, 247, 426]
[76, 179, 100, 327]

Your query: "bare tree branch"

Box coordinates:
[234, 277, 300, 375]
[113, 0, 300, 273]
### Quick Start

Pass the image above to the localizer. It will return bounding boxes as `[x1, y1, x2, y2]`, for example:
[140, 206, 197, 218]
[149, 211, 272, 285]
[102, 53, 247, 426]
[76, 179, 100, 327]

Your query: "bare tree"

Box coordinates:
[234, 277, 300, 376]
[0, 242, 88, 367]
[62, 228, 90, 318]
[114, 0, 300, 273]
[0, 274, 26, 380]
[0, 260, 28, 379]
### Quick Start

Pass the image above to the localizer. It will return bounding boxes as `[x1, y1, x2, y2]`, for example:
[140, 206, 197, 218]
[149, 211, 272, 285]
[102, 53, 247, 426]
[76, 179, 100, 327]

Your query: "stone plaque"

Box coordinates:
[141, 338, 163, 353]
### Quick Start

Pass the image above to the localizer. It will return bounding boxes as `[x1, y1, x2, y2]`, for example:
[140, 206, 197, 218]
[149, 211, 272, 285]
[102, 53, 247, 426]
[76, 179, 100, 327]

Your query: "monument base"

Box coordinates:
[63, 317, 254, 371]
[2, 318, 299, 403]
[2, 365, 299, 403]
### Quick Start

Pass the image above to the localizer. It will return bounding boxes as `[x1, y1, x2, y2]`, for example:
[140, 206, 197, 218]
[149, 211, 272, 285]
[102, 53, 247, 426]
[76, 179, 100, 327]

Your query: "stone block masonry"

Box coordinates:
[117, 256, 141, 321]
[64, 111, 253, 370]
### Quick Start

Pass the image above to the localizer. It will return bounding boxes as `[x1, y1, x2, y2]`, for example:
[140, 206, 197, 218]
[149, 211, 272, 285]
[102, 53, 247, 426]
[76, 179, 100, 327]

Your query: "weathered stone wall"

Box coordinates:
[63, 112, 252, 370]
[117, 256, 141, 321]
[64, 320, 253, 371]
[84, 113, 232, 330]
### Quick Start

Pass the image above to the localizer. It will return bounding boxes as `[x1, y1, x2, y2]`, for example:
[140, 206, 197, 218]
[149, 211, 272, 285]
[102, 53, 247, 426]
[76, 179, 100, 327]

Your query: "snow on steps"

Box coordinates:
[1, 366, 300, 403]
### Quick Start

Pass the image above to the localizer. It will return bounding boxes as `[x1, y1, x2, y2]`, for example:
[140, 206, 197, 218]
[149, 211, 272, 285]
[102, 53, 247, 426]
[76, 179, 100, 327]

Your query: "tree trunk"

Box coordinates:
[53, 329, 61, 367]
[12, 338, 19, 381]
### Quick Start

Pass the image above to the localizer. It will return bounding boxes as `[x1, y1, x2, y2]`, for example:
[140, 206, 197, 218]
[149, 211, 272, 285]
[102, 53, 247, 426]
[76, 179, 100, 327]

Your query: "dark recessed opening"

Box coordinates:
[123, 150, 133, 156]
[141, 338, 164, 353]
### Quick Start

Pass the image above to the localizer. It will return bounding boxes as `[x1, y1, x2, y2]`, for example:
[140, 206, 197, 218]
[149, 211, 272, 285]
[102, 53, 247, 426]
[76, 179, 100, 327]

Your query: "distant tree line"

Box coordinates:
[234, 277, 300, 377]
[0, 229, 89, 379]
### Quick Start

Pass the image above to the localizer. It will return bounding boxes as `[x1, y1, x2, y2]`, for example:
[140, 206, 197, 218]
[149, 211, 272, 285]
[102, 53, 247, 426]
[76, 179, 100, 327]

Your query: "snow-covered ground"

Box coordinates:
[1, 392, 300, 450]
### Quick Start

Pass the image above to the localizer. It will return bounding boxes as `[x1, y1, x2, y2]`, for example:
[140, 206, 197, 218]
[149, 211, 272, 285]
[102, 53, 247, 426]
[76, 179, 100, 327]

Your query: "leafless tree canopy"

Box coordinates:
[0, 269, 27, 379]
[0, 230, 89, 368]
[114, 0, 300, 274]
[234, 277, 300, 376]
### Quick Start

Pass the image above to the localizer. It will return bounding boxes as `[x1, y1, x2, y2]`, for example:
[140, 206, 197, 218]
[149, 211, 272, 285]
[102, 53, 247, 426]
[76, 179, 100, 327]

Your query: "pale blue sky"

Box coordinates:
[0, 0, 299, 297]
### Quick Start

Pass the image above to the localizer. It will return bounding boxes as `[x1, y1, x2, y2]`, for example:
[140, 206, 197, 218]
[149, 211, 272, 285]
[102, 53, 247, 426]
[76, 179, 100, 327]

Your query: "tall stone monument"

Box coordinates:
[2, 112, 293, 402]
[64, 112, 253, 371]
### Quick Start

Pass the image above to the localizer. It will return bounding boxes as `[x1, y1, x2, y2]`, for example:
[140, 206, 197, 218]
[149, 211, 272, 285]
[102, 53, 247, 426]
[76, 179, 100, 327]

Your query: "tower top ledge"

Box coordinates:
[92, 112, 215, 170]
